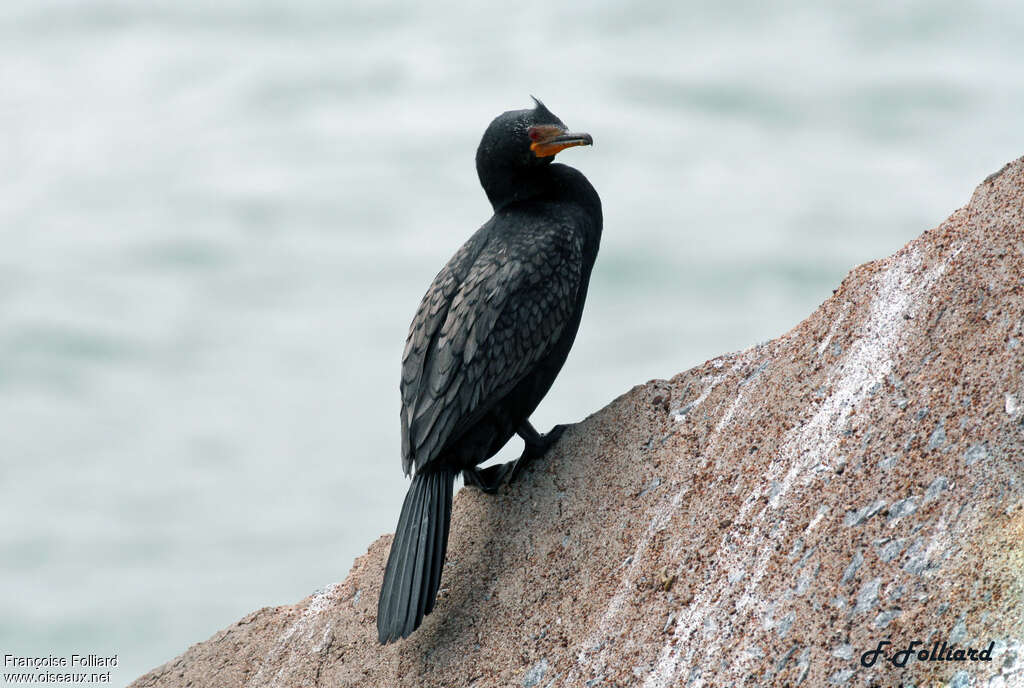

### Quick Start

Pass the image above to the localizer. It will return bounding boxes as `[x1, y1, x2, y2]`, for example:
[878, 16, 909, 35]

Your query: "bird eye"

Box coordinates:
[528, 127, 543, 141]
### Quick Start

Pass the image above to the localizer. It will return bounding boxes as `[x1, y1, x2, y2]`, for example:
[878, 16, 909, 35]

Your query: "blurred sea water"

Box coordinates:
[2, 0, 1023, 681]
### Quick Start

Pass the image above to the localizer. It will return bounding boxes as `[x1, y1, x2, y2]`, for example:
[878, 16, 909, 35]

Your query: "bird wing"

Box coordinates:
[400, 220, 583, 474]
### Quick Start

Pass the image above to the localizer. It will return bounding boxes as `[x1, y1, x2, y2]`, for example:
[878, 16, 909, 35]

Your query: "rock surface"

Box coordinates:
[133, 158, 1024, 688]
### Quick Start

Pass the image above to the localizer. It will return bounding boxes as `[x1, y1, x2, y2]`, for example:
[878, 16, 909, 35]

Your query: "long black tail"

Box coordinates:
[377, 468, 454, 644]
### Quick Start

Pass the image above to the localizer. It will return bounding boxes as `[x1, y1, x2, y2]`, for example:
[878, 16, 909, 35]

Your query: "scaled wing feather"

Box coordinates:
[401, 222, 583, 473]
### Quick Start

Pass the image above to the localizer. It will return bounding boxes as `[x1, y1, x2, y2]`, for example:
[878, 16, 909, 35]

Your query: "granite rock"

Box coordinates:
[132, 156, 1024, 687]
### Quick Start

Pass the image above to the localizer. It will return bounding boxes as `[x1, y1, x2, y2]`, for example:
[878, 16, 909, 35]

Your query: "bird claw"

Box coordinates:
[508, 423, 568, 484]
[463, 424, 569, 492]
[535, 424, 567, 455]
[462, 463, 514, 494]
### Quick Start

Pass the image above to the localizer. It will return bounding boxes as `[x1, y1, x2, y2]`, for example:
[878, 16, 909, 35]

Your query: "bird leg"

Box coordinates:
[506, 420, 567, 484]
[461, 463, 514, 494]
[462, 421, 568, 492]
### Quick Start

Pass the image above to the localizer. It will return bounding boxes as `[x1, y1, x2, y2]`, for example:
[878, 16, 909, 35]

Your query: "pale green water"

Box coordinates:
[2, 0, 1023, 683]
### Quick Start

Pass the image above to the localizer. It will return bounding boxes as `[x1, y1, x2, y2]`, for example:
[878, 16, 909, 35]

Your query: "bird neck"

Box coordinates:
[479, 163, 584, 212]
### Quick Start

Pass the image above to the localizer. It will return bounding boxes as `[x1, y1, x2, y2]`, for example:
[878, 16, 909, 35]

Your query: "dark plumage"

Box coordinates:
[377, 99, 602, 644]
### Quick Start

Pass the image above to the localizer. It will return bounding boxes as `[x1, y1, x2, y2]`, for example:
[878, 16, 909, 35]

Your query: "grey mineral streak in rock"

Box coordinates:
[522, 658, 548, 687]
[788, 537, 805, 561]
[844, 500, 888, 527]
[876, 538, 907, 563]
[949, 670, 972, 688]
[928, 421, 947, 451]
[795, 568, 815, 596]
[879, 454, 900, 470]
[796, 648, 811, 685]
[637, 477, 662, 497]
[795, 545, 817, 571]
[903, 433, 919, 451]
[924, 476, 950, 503]
[964, 443, 989, 465]
[741, 360, 770, 385]
[887, 496, 919, 521]
[831, 644, 854, 660]
[874, 610, 902, 629]
[671, 401, 696, 421]
[829, 668, 855, 685]
[841, 550, 864, 585]
[903, 537, 929, 575]
[1006, 393, 1020, 416]
[776, 645, 799, 672]
[777, 612, 796, 638]
[950, 617, 968, 645]
[855, 578, 882, 614]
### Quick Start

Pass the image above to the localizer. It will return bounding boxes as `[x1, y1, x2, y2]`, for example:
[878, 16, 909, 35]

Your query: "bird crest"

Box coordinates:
[530, 95, 556, 121]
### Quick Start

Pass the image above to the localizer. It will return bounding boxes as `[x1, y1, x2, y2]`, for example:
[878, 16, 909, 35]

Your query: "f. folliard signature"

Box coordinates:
[860, 640, 995, 668]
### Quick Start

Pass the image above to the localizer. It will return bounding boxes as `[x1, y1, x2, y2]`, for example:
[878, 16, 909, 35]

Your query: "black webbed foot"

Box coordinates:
[507, 421, 568, 484]
[463, 421, 569, 493]
[462, 463, 514, 494]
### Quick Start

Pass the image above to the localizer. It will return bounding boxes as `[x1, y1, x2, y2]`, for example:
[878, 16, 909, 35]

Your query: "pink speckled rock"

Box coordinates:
[132, 157, 1024, 688]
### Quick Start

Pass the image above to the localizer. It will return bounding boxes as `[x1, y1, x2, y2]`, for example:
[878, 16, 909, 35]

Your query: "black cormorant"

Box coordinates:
[376, 98, 602, 644]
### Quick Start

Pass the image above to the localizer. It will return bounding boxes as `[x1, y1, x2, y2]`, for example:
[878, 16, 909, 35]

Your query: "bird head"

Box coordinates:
[476, 98, 593, 176]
